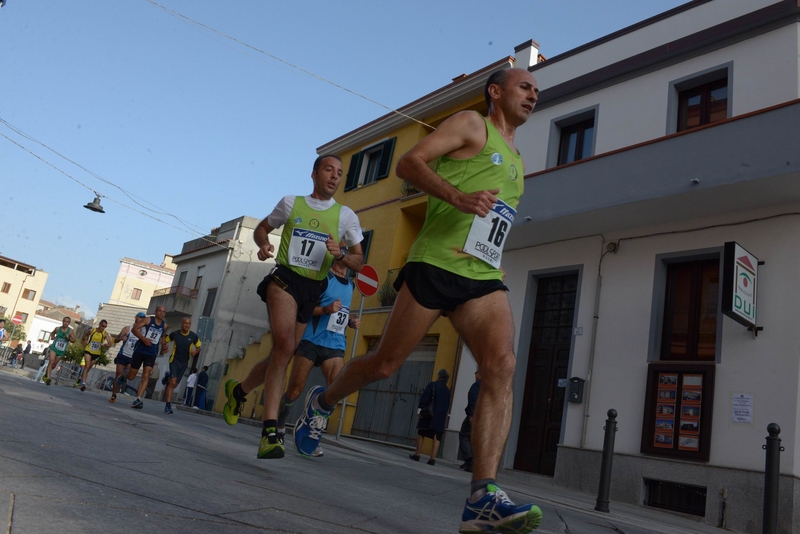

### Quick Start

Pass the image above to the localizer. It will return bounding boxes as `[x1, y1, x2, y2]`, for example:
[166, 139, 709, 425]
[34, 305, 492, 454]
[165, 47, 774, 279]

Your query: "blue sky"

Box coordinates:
[0, 0, 685, 317]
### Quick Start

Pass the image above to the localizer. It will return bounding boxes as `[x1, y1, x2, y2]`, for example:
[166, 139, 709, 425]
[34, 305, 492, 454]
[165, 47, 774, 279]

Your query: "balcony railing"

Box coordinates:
[377, 268, 401, 307]
[152, 285, 198, 299]
[401, 181, 420, 197]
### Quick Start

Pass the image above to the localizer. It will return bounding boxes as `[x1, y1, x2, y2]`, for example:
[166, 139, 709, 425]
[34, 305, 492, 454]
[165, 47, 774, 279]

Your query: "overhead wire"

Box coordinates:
[143, 0, 436, 131]
[0, 129, 233, 253]
[0, 116, 208, 236]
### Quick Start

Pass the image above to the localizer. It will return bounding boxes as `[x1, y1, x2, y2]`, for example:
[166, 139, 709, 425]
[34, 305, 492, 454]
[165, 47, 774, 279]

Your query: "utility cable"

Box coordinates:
[144, 0, 436, 131]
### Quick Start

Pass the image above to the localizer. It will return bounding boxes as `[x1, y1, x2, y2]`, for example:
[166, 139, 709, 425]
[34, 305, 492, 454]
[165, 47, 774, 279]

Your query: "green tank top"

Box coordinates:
[407, 115, 524, 280]
[50, 327, 72, 357]
[277, 196, 343, 281]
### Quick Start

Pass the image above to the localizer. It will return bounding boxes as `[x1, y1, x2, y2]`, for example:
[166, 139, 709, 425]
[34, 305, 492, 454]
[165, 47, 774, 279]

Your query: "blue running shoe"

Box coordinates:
[131, 398, 144, 410]
[459, 484, 542, 533]
[161, 372, 171, 386]
[294, 386, 331, 457]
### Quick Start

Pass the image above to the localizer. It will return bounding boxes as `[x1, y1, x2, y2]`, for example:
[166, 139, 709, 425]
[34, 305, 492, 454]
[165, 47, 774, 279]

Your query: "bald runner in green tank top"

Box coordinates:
[406, 115, 524, 280]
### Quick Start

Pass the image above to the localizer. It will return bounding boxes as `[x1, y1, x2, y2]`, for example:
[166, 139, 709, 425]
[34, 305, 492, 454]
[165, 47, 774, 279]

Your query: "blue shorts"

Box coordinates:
[114, 354, 133, 366]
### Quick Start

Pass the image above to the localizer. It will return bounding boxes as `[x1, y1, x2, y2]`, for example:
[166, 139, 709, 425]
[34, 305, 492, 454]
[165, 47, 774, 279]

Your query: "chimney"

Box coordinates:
[514, 39, 540, 69]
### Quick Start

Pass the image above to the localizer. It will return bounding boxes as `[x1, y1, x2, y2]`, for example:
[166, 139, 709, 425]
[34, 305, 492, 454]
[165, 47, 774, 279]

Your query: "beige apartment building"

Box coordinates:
[0, 254, 48, 337]
[107, 256, 175, 308]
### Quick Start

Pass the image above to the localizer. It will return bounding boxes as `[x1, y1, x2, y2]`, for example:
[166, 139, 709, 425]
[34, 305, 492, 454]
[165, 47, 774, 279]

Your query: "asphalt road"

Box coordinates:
[0, 371, 716, 533]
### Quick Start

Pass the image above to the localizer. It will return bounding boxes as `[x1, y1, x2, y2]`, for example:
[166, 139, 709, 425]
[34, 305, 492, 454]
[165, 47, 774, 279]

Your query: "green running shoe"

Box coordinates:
[257, 428, 285, 459]
[43, 376, 51, 386]
[223, 380, 245, 426]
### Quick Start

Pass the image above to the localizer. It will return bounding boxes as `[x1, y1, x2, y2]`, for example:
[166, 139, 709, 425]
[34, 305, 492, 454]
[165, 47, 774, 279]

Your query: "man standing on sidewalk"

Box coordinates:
[161, 318, 201, 414]
[43, 317, 75, 386]
[293, 68, 543, 533]
[219, 154, 363, 460]
[459, 370, 481, 472]
[195, 366, 209, 409]
[184, 368, 197, 406]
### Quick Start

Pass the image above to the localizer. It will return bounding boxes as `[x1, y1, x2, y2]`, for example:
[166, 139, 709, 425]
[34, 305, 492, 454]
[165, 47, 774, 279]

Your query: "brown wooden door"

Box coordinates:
[514, 274, 577, 476]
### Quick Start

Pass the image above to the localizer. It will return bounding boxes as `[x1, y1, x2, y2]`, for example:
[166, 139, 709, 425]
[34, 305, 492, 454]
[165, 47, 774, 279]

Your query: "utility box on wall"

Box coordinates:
[568, 377, 585, 403]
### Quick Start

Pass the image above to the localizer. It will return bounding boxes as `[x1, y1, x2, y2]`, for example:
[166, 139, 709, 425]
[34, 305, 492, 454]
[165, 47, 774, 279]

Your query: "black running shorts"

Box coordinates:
[257, 265, 327, 324]
[393, 262, 507, 312]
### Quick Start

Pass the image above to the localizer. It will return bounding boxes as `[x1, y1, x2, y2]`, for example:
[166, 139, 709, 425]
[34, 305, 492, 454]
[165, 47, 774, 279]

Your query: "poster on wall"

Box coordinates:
[722, 242, 758, 328]
[732, 394, 753, 424]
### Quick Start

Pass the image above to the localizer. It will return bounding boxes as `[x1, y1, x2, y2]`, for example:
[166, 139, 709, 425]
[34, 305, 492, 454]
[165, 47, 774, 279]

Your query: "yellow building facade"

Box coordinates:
[213, 48, 539, 453]
[108, 256, 175, 308]
[0, 254, 48, 338]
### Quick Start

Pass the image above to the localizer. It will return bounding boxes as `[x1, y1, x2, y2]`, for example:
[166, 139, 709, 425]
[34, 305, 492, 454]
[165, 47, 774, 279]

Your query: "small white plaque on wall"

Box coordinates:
[732, 394, 753, 424]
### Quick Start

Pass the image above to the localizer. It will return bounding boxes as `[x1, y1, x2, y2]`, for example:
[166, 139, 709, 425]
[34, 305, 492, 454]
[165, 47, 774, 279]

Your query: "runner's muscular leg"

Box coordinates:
[449, 290, 517, 483]
[262, 282, 301, 422]
[321, 357, 344, 386]
[285, 355, 315, 402]
[322, 284, 440, 407]
[137, 366, 153, 398]
[240, 308, 304, 395]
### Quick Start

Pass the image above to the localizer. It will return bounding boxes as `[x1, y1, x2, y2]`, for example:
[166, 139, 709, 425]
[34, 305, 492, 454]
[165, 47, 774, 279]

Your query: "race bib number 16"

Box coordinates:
[288, 228, 328, 271]
[463, 199, 516, 269]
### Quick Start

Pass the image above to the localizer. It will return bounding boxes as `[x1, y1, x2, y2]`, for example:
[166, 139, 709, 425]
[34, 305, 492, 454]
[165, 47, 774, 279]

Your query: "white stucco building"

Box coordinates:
[443, 1, 800, 531]
[147, 216, 279, 406]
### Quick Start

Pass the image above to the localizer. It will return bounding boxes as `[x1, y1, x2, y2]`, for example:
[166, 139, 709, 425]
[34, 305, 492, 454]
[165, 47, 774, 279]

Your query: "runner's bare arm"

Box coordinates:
[396, 111, 498, 217]
[254, 218, 276, 261]
[114, 326, 130, 343]
[325, 238, 364, 272]
[50, 328, 57, 341]
[132, 326, 152, 346]
[69, 329, 76, 343]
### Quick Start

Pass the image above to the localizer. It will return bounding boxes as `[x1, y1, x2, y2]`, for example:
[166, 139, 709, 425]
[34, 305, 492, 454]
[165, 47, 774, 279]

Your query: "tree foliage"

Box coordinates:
[0, 315, 27, 342]
[61, 341, 110, 366]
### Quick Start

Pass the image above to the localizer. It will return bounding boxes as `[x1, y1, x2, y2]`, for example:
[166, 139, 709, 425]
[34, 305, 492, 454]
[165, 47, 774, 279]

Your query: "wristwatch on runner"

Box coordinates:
[338, 246, 348, 261]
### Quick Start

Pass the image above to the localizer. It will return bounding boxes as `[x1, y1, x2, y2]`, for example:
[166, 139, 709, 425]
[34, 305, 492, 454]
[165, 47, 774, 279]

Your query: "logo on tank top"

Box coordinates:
[490, 153, 503, 165]
[509, 164, 518, 181]
[310, 218, 320, 229]
[294, 217, 303, 224]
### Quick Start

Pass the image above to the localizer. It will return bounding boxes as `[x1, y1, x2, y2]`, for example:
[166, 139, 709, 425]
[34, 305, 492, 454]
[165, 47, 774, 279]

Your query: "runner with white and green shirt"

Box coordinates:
[221, 154, 364, 460]
[43, 317, 75, 386]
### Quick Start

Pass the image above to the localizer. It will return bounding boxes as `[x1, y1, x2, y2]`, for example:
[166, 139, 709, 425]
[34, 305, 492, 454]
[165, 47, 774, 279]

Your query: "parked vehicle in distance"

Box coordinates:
[97, 374, 139, 397]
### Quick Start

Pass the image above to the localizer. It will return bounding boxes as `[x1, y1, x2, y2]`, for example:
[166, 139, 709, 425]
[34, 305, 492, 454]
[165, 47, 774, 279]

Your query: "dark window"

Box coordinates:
[645, 479, 707, 516]
[22, 289, 36, 300]
[202, 288, 217, 317]
[678, 78, 728, 132]
[131, 288, 142, 301]
[1, 282, 10, 293]
[557, 118, 594, 165]
[344, 138, 397, 191]
[177, 271, 188, 287]
[661, 259, 719, 361]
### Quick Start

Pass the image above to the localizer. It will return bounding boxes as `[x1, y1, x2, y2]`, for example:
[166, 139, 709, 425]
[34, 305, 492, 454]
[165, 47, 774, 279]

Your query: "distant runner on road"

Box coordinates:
[161, 318, 201, 414]
[117, 306, 168, 410]
[43, 317, 75, 386]
[78, 320, 111, 391]
[109, 312, 147, 403]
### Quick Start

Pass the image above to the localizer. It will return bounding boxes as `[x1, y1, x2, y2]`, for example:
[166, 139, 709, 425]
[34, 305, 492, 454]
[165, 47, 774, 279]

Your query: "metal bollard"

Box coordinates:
[762, 423, 783, 534]
[595, 409, 618, 513]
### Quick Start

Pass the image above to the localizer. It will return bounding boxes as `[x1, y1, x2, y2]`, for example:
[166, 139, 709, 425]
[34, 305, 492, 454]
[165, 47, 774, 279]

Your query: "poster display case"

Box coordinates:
[640, 363, 715, 461]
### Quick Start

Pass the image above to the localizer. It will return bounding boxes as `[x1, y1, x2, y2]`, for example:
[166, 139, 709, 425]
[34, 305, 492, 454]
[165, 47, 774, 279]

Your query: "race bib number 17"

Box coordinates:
[463, 199, 516, 269]
[288, 228, 328, 271]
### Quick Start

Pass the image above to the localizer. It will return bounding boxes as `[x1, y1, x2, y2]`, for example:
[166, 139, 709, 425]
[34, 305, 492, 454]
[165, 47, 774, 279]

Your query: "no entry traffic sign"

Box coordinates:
[11, 315, 23, 325]
[356, 264, 379, 297]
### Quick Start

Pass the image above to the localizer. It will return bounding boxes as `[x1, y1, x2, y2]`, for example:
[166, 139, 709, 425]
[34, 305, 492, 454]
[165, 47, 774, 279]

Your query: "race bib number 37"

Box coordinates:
[463, 199, 516, 269]
[326, 306, 350, 335]
[288, 228, 328, 271]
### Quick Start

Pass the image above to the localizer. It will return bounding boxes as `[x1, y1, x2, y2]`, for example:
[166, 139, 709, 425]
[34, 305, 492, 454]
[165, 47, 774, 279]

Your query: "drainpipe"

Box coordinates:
[580, 241, 614, 448]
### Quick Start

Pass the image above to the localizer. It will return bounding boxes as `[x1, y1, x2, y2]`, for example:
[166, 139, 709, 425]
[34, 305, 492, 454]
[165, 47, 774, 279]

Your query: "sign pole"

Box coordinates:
[336, 291, 365, 441]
